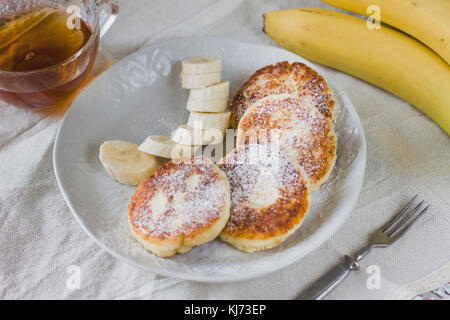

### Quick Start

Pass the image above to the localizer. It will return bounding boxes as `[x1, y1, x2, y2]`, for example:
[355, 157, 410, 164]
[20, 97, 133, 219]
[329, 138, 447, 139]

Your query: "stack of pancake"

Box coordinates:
[128, 61, 337, 257]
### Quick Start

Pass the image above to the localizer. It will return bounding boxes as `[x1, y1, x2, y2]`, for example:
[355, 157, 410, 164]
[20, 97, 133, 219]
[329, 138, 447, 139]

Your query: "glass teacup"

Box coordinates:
[0, 0, 118, 109]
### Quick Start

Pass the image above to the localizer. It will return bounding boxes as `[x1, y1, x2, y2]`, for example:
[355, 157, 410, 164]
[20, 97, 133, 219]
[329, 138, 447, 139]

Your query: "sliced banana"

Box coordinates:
[187, 110, 231, 131]
[181, 72, 221, 89]
[171, 125, 225, 146]
[188, 81, 230, 101]
[187, 98, 228, 113]
[139, 135, 201, 159]
[99, 141, 160, 186]
[182, 57, 222, 74]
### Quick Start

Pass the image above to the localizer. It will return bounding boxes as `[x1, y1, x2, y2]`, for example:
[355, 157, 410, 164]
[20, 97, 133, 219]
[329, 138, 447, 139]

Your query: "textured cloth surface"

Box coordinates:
[393, 262, 450, 300]
[0, 0, 449, 300]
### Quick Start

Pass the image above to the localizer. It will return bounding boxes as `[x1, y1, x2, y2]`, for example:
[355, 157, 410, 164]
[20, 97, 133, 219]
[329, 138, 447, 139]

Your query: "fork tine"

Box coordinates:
[387, 200, 425, 236]
[389, 205, 430, 240]
[382, 195, 418, 232]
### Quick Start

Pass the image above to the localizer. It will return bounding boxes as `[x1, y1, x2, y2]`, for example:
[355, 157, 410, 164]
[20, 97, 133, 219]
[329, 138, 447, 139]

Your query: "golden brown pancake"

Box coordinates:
[128, 156, 230, 257]
[218, 143, 311, 252]
[236, 94, 337, 191]
[230, 61, 336, 128]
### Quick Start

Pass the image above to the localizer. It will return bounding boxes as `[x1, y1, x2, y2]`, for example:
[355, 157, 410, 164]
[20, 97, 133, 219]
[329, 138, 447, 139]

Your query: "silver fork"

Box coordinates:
[296, 195, 430, 300]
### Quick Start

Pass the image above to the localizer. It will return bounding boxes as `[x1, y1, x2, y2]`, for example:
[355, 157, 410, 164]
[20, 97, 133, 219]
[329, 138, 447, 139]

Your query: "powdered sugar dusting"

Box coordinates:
[129, 157, 228, 239]
[231, 61, 336, 126]
[219, 143, 309, 234]
[237, 95, 336, 188]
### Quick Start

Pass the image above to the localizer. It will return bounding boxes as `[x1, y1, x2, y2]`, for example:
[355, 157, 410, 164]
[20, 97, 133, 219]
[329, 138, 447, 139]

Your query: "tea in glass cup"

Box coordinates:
[0, 0, 117, 109]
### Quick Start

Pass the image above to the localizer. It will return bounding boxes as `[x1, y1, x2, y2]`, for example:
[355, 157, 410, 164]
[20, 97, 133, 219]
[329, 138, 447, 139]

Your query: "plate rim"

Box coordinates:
[53, 36, 367, 283]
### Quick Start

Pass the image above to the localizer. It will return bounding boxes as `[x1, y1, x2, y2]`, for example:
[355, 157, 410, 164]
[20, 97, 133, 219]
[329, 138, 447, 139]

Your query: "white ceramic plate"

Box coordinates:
[54, 37, 366, 282]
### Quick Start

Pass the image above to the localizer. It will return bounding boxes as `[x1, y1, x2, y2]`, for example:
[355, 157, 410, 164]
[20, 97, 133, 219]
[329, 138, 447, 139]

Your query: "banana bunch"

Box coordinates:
[322, 0, 450, 65]
[263, 5, 450, 135]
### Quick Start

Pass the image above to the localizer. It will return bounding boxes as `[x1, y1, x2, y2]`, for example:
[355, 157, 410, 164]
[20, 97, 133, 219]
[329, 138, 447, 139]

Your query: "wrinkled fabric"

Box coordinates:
[0, 0, 449, 300]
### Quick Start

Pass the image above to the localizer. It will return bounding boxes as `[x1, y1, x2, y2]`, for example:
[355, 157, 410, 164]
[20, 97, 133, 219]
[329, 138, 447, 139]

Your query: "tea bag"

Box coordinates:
[0, 8, 54, 50]
[0, 7, 88, 71]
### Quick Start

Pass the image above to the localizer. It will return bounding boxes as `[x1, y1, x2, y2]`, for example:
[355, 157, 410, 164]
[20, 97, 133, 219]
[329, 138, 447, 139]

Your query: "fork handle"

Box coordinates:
[295, 255, 359, 300]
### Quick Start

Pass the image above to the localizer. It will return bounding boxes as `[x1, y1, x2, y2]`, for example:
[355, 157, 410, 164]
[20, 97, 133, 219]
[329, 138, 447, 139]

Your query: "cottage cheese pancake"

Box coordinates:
[218, 143, 311, 252]
[128, 157, 230, 257]
[236, 94, 336, 191]
[230, 61, 336, 128]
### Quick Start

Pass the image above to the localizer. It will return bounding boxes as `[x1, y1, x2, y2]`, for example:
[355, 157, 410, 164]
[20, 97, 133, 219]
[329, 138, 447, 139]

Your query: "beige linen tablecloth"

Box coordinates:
[0, 0, 449, 300]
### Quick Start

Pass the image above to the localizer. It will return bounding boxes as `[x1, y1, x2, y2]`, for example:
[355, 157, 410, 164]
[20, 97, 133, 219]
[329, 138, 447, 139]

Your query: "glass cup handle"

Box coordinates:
[95, 0, 119, 38]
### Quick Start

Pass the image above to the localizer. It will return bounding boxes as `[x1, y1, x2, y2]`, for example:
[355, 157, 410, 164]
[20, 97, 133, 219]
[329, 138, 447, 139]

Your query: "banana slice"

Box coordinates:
[139, 135, 201, 159]
[188, 81, 229, 101]
[187, 98, 228, 113]
[187, 110, 231, 131]
[181, 72, 221, 89]
[171, 125, 225, 146]
[182, 57, 222, 74]
[99, 141, 160, 186]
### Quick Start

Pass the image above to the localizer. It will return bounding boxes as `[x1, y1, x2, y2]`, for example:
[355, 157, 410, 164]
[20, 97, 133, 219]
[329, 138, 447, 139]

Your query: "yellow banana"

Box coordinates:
[321, 0, 450, 65]
[263, 8, 450, 135]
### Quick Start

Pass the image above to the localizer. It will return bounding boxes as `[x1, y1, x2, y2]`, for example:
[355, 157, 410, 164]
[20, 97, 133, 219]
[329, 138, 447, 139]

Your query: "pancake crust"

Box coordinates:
[237, 94, 337, 191]
[218, 143, 311, 252]
[230, 61, 336, 128]
[128, 156, 230, 257]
